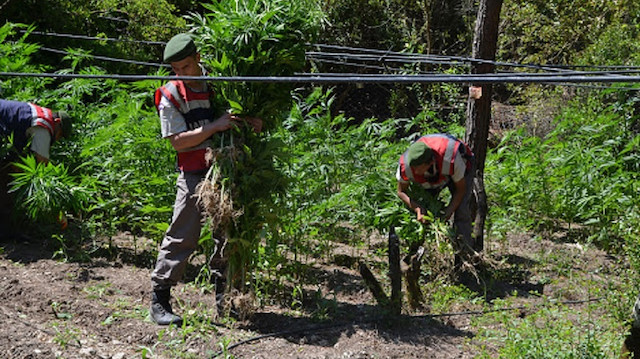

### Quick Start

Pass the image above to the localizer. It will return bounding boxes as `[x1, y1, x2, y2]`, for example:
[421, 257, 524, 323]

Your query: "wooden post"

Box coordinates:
[465, 0, 503, 252]
[388, 227, 402, 314]
[359, 262, 389, 307]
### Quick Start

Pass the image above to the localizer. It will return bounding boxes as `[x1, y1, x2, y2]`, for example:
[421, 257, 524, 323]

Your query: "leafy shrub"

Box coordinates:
[473, 301, 623, 358]
[74, 74, 177, 238]
[9, 156, 88, 225]
[485, 93, 640, 256]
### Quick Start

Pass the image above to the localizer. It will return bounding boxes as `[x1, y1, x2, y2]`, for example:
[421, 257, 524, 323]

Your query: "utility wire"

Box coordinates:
[296, 70, 640, 90]
[7, 33, 640, 86]
[14, 30, 640, 75]
[20, 30, 166, 45]
[39, 47, 168, 68]
[3, 72, 640, 84]
[309, 43, 578, 73]
[14, 29, 632, 74]
[33, 44, 635, 89]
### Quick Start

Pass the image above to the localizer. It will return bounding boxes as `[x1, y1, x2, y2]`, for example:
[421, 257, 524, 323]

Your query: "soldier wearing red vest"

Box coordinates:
[0, 100, 73, 234]
[396, 134, 476, 258]
[149, 33, 261, 326]
[0, 99, 72, 163]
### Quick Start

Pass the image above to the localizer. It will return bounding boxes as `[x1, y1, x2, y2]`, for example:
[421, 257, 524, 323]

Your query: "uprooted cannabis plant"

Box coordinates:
[185, 0, 324, 290]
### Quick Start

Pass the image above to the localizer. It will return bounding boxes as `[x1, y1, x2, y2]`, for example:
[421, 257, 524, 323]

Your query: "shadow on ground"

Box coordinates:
[457, 253, 544, 302]
[242, 306, 472, 349]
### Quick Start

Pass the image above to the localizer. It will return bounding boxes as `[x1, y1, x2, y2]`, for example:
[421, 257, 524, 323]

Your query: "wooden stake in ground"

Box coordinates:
[388, 227, 402, 314]
[359, 227, 403, 315]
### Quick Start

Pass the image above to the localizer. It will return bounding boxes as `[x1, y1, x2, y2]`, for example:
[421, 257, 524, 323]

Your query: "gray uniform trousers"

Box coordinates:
[427, 156, 476, 254]
[450, 155, 476, 253]
[151, 171, 203, 291]
[151, 171, 226, 291]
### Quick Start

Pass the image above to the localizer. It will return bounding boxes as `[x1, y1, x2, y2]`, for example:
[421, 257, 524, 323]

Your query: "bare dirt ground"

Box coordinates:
[0, 229, 627, 359]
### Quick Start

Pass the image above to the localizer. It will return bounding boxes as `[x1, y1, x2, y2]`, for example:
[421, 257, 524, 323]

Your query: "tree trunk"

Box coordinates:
[465, 0, 503, 252]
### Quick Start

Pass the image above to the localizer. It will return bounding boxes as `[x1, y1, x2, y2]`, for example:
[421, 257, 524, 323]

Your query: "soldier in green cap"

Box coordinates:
[149, 33, 262, 326]
[396, 134, 476, 272]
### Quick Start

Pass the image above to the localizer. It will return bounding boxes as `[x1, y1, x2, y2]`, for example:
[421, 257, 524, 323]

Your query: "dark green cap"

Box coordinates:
[55, 111, 73, 138]
[407, 141, 433, 166]
[163, 33, 197, 63]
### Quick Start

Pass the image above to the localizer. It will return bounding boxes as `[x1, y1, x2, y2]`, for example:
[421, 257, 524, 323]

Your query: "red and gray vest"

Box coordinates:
[0, 99, 57, 151]
[398, 134, 473, 188]
[154, 80, 216, 173]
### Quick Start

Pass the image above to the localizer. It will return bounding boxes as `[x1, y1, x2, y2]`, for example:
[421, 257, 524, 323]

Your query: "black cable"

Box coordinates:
[20, 30, 166, 45]
[39, 47, 168, 68]
[3, 71, 640, 84]
[8, 29, 640, 74]
[309, 43, 577, 73]
[210, 322, 344, 358]
[11, 28, 640, 74]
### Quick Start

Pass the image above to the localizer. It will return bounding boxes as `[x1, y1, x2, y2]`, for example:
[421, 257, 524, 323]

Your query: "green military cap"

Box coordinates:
[55, 111, 73, 138]
[407, 141, 433, 166]
[163, 33, 197, 63]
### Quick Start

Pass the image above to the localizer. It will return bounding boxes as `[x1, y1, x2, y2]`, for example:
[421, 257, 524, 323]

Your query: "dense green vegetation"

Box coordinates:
[2, 0, 640, 357]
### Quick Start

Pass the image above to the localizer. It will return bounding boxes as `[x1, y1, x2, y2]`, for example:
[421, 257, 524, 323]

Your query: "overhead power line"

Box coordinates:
[39, 47, 168, 68]
[2, 71, 640, 85]
[309, 43, 578, 73]
[8, 31, 640, 85]
[14, 30, 640, 75]
[20, 30, 166, 45]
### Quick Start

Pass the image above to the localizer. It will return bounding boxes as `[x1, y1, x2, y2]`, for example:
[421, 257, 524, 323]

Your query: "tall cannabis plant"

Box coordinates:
[186, 0, 324, 290]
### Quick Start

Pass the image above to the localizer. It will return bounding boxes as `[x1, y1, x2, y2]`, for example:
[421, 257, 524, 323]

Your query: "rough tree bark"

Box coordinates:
[465, 0, 503, 252]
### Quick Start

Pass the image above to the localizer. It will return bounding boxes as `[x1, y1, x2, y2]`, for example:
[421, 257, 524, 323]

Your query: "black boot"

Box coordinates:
[150, 289, 182, 326]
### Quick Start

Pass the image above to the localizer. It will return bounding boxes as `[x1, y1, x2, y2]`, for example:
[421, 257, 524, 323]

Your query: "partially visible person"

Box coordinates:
[0, 99, 72, 163]
[149, 33, 262, 326]
[621, 294, 640, 358]
[396, 133, 476, 262]
[0, 99, 73, 234]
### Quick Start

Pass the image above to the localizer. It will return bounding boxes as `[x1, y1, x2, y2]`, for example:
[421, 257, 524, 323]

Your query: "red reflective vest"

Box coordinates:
[29, 103, 57, 137]
[154, 80, 216, 173]
[398, 134, 473, 188]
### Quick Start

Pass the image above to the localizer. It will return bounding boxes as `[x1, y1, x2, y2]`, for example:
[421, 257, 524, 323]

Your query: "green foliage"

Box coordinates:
[473, 301, 623, 358]
[319, 0, 473, 55]
[273, 89, 402, 244]
[188, 0, 324, 127]
[269, 88, 459, 265]
[0, 0, 186, 73]
[76, 76, 176, 237]
[9, 156, 87, 223]
[578, 22, 640, 66]
[486, 94, 640, 255]
[499, 0, 619, 65]
[2, 27, 177, 243]
[0, 23, 51, 99]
